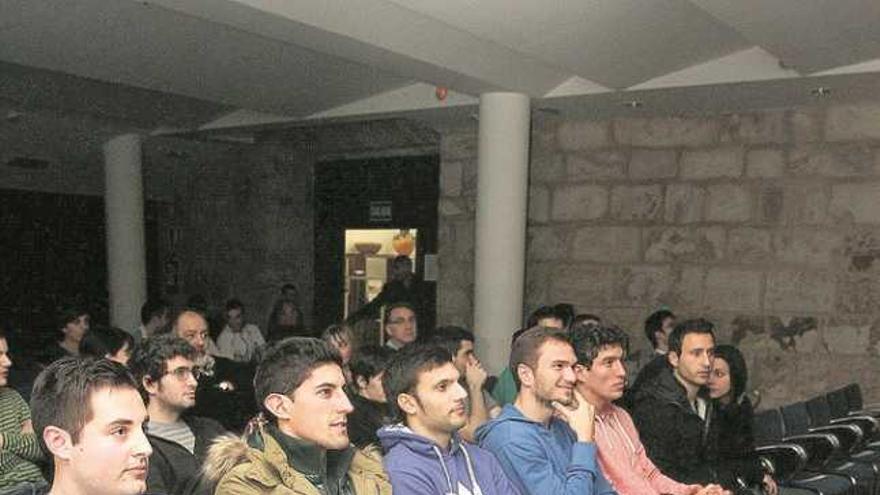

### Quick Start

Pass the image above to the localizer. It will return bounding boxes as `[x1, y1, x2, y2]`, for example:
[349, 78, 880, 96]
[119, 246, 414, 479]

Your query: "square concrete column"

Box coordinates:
[473, 93, 531, 373]
[104, 134, 147, 331]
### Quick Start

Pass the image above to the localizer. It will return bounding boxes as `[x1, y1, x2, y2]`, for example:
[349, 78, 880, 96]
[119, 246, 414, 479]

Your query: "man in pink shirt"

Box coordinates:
[570, 322, 729, 495]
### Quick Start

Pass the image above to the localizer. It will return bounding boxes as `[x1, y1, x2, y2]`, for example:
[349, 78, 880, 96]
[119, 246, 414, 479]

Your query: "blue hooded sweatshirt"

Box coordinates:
[377, 424, 520, 495]
[475, 404, 616, 495]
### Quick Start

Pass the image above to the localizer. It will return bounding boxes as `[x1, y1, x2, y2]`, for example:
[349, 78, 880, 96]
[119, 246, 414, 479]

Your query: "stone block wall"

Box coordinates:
[437, 102, 880, 408]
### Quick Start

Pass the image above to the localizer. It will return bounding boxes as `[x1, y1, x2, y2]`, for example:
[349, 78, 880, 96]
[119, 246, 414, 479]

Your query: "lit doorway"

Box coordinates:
[344, 228, 417, 319]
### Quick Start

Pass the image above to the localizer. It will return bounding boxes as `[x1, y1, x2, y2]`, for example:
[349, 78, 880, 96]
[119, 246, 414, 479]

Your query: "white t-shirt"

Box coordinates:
[216, 323, 265, 363]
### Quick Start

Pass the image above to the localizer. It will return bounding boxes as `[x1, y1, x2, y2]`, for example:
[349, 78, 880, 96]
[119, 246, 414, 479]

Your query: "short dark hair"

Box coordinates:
[429, 326, 474, 358]
[140, 299, 170, 325]
[321, 324, 351, 345]
[509, 327, 570, 391]
[79, 326, 134, 359]
[667, 318, 715, 356]
[281, 283, 298, 293]
[350, 345, 393, 385]
[383, 344, 453, 423]
[57, 305, 88, 330]
[383, 301, 417, 324]
[225, 298, 244, 313]
[552, 303, 576, 329]
[526, 306, 560, 328]
[573, 314, 602, 327]
[128, 335, 197, 391]
[30, 358, 140, 455]
[644, 310, 675, 348]
[185, 294, 209, 314]
[254, 338, 342, 420]
[570, 323, 629, 368]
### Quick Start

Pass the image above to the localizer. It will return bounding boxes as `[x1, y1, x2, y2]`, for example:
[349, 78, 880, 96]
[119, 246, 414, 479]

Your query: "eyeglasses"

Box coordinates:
[165, 366, 204, 381]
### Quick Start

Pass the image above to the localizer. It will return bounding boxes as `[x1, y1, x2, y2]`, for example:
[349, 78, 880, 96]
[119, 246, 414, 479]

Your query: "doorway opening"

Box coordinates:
[344, 228, 417, 319]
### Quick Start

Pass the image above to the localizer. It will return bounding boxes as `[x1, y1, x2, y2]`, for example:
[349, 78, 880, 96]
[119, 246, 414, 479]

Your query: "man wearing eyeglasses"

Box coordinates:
[129, 334, 227, 495]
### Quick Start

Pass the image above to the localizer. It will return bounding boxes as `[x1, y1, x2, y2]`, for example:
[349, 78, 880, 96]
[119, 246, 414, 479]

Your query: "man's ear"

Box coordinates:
[142, 376, 160, 396]
[667, 351, 680, 369]
[516, 363, 535, 389]
[263, 393, 292, 420]
[356, 376, 368, 392]
[397, 393, 419, 416]
[43, 426, 74, 460]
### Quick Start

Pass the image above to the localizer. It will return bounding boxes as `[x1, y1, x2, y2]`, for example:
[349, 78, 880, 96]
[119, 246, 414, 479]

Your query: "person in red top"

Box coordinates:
[570, 322, 729, 495]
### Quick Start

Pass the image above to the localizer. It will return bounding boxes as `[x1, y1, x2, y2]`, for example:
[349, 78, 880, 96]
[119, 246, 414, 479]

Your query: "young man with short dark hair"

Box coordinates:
[205, 337, 391, 494]
[30, 357, 153, 495]
[347, 345, 392, 450]
[570, 323, 726, 495]
[216, 298, 265, 363]
[135, 298, 170, 344]
[378, 344, 517, 495]
[383, 302, 418, 351]
[0, 329, 45, 493]
[129, 335, 226, 495]
[477, 327, 615, 495]
[430, 326, 501, 441]
[631, 319, 722, 486]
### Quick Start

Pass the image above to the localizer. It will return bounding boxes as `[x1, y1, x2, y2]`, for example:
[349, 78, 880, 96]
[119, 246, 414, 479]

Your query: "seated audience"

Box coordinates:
[477, 327, 615, 495]
[0, 329, 46, 493]
[631, 319, 721, 486]
[430, 326, 501, 441]
[172, 310, 256, 432]
[79, 325, 134, 365]
[204, 337, 391, 494]
[347, 345, 392, 450]
[133, 298, 170, 344]
[30, 358, 152, 495]
[709, 345, 777, 495]
[216, 298, 265, 363]
[266, 298, 306, 341]
[491, 305, 567, 406]
[129, 335, 226, 495]
[570, 323, 726, 495]
[378, 344, 518, 495]
[40, 305, 90, 364]
[322, 324, 354, 381]
[383, 302, 418, 351]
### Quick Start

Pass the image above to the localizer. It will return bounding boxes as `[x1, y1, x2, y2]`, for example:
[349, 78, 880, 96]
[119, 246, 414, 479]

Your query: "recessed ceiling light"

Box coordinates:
[622, 100, 643, 108]
[811, 87, 832, 97]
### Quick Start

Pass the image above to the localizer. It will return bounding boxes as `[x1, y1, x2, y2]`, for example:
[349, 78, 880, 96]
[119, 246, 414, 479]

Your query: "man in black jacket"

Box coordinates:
[630, 318, 723, 487]
[130, 335, 227, 495]
[173, 309, 257, 431]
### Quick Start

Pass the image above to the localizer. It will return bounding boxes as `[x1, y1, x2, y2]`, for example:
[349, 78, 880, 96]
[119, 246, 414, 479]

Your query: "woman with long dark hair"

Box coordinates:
[709, 345, 778, 495]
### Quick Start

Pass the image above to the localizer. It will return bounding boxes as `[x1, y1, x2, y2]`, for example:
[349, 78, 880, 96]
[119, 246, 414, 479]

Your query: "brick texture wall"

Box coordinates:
[437, 102, 880, 408]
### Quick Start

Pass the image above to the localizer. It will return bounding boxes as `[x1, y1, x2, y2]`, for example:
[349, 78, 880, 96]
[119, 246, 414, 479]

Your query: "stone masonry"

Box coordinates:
[437, 102, 880, 408]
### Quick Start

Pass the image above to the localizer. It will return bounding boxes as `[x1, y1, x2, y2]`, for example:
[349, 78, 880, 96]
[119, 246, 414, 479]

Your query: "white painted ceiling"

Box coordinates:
[2, 0, 880, 131]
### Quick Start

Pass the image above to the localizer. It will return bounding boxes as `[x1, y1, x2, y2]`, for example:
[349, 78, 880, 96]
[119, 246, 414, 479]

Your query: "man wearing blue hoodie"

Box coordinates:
[475, 327, 617, 495]
[378, 344, 519, 495]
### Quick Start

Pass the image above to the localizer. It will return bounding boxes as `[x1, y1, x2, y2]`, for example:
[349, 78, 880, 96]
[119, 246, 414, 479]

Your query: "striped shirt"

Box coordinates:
[146, 420, 195, 454]
[0, 387, 45, 489]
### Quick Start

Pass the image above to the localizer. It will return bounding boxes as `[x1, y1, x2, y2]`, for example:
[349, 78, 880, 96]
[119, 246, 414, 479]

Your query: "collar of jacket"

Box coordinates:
[266, 424, 355, 487]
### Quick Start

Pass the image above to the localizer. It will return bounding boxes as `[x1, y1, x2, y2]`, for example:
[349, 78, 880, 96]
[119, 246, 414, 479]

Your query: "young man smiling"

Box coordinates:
[631, 319, 722, 487]
[129, 335, 226, 495]
[570, 323, 727, 495]
[476, 327, 615, 495]
[205, 337, 391, 495]
[30, 357, 153, 495]
[378, 344, 517, 495]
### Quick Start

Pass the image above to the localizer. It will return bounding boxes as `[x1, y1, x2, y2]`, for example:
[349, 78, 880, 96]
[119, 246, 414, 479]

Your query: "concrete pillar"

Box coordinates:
[104, 134, 147, 331]
[473, 93, 531, 373]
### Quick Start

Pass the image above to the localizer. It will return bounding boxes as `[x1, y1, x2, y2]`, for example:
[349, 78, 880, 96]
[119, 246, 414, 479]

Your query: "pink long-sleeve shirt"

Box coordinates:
[594, 403, 699, 495]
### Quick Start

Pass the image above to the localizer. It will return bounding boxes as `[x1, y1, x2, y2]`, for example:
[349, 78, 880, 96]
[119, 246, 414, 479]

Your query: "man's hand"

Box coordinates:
[465, 355, 488, 391]
[551, 389, 595, 442]
[692, 484, 728, 495]
[762, 474, 778, 495]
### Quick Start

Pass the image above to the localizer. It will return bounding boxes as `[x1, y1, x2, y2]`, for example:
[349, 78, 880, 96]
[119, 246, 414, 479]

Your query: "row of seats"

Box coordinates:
[754, 384, 880, 495]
